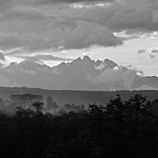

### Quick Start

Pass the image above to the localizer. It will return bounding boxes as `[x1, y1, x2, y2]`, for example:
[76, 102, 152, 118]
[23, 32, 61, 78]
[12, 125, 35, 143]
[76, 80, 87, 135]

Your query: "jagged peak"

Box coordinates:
[103, 58, 117, 67]
[7, 62, 18, 67]
[96, 60, 102, 65]
[6, 60, 51, 71]
[82, 55, 91, 61]
[72, 56, 93, 65]
[73, 57, 82, 62]
[104, 58, 116, 63]
[54, 56, 119, 72]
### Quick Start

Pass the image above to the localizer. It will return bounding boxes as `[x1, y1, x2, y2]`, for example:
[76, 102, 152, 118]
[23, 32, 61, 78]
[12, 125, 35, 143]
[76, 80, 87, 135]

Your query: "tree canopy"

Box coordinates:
[0, 93, 157, 158]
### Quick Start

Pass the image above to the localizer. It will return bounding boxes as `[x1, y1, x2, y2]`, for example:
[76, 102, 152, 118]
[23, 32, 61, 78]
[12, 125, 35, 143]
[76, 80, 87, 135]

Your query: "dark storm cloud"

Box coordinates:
[78, 0, 158, 32]
[0, 0, 158, 52]
[0, 17, 122, 51]
[0, 0, 13, 12]
[2, 8, 46, 21]
[35, 0, 116, 4]
[0, 0, 10, 5]
[0, 0, 122, 51]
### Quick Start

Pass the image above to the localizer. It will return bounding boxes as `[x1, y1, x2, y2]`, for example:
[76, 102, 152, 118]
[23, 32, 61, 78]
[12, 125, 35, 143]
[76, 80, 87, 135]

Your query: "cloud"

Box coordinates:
[138, 47, 158, 58]
[3, 47, 73, 62]
[0, 16, 122, 51]
[0, 0, 11, 5]
[61, 21, 122, 49]
[77, 0, 158, 32]
[149, 48, 158, 58]
[3, 48, 24, 56]
[138, 49, 146, 54]
[0, 0, 158, 53]
[0, 2, 123, 51]
[15, 54, 74, 62]
[0, 53, 5, 61]
[152, 10, 158, 23]
[33, 0, 116, 5]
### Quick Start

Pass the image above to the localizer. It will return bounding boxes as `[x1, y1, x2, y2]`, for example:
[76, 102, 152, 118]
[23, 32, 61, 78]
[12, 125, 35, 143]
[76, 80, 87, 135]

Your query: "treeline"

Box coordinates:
[0, 93, 158, 157]
[0, 94, 85, 115]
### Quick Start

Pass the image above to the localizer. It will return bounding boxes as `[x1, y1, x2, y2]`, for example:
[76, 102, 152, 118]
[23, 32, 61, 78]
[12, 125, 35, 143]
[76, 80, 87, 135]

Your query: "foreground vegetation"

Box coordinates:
[0, 93, 158, 158]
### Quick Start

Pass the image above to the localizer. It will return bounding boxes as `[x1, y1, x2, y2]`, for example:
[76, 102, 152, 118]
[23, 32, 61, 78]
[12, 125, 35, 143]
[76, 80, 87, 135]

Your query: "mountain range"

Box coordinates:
[0, 56, 158, 91]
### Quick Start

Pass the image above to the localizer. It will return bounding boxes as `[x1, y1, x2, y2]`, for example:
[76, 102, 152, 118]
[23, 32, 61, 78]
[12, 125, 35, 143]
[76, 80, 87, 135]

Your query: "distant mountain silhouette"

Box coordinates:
[0, 56, 157, 90]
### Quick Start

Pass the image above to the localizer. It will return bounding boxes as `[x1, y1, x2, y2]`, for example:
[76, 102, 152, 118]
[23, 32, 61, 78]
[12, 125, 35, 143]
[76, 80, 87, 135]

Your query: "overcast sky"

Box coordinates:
[0, 0, 158, 76]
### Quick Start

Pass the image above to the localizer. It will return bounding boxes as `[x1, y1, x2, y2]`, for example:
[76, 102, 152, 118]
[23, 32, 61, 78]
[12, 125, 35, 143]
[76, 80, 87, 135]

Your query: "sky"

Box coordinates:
[0, 0, 158, 76]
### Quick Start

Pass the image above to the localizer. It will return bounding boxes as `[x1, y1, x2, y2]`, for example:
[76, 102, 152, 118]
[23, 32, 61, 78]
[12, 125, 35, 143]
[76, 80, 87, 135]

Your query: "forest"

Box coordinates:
[0, 93, 158, 158]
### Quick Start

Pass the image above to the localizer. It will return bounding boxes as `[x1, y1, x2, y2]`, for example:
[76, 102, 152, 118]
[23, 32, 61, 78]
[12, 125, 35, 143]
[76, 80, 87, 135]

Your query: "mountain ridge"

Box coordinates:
[0, 56, 157, 90]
